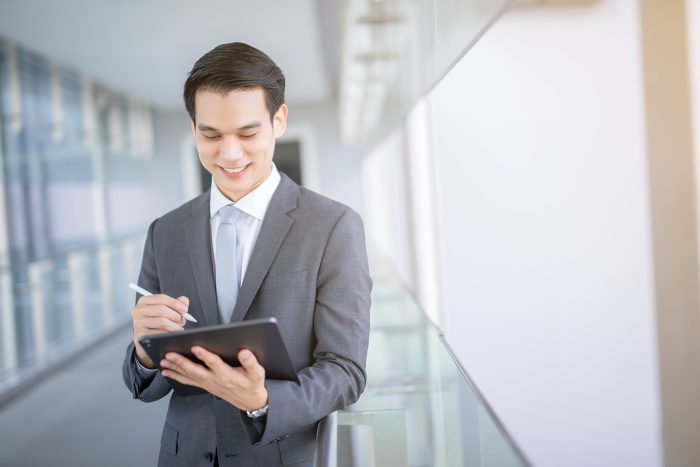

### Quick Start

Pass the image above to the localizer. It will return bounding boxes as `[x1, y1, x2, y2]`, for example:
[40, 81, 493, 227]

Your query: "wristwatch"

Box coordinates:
[246, 404, 268, 419]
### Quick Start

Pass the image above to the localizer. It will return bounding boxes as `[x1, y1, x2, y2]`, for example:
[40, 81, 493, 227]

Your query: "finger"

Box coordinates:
[140, 316, 184, 333]
[139, 321, 183, 335]
[138, 294, 189, 315]
[160, 358, 196, 381]
[164, 353, 211, 380]
[136, 303, 182, 324]
[161, 369, 201, 389]
[133, 321, 181, 339]
[176, 297, 189, 325]
[238, 349, 265, 381]
[191, 346, 226, 372]
[160, 358, 188, 376]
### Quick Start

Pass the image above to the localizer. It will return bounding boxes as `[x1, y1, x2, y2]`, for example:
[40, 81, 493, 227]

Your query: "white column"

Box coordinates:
[67, 250, 88, 339]
[97, 244, 114, 323]
[0, 269, 16, 377]
[123, 238, 140, 313]
[28, 260, 52, 362]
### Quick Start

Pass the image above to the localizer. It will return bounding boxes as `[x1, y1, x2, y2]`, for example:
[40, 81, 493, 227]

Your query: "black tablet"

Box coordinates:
[139, 317, 298, 396]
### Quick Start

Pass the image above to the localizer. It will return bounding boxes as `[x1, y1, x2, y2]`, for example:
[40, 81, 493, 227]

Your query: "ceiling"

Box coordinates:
[0, 0, 333, 109]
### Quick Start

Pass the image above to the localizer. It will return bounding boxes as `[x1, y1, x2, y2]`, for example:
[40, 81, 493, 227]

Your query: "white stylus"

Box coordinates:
[128, 282, 198, 323]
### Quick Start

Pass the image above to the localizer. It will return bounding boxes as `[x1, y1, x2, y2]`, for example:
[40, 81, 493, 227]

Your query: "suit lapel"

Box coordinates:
[183, 190, 221, 326]
[229, 174, 298, 323]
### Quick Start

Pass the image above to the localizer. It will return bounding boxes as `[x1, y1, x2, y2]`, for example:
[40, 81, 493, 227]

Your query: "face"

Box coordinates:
[192, 87, 287, 202]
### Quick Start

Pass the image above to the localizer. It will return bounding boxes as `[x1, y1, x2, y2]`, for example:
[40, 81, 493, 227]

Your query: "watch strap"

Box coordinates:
[246, 404, 268, 419]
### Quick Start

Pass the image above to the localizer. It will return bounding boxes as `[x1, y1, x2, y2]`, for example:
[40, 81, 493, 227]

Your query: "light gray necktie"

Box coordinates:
[216, 204, 243, 323]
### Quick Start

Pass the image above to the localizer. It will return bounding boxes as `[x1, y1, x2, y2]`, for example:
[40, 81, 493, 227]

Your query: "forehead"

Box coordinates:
[194, 87, 269, 128]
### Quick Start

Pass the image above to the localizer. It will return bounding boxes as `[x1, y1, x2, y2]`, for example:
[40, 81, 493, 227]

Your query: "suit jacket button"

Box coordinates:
[204, 452, 214, 462]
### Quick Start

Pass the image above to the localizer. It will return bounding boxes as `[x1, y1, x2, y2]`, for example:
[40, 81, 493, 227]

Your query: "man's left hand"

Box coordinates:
[160, 347, 268, 412]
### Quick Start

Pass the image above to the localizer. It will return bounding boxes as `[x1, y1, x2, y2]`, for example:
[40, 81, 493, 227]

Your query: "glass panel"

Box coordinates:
[339, 254, 529, 467]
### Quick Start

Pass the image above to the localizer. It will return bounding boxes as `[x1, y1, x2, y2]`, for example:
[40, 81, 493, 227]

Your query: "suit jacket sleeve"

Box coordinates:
[122, 218, 173, 402]
[258, 208, 372, 445]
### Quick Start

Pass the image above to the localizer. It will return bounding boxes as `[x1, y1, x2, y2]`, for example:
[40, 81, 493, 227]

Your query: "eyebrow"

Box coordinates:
[197, 122, 262, 133]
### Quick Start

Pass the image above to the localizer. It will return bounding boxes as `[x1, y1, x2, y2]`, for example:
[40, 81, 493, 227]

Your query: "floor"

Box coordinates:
[0, 326, 168, 467]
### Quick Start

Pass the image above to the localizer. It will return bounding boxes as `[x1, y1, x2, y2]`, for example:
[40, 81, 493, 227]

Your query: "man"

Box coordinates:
[122, 42, 371, 467]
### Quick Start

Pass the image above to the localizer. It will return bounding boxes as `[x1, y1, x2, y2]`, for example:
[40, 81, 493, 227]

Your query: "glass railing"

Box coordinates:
[327, 252, 530, 467]
[0, 235, 144, 396]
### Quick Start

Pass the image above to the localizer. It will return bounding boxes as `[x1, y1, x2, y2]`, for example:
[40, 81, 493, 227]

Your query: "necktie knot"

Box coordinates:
[219, 204, 242, 225]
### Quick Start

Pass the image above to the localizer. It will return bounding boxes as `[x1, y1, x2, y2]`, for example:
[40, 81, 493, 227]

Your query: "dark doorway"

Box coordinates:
[274, 140, 303, 186]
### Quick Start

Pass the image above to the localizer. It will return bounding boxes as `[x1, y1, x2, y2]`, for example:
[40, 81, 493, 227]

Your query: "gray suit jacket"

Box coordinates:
[122, 173, 371, 467]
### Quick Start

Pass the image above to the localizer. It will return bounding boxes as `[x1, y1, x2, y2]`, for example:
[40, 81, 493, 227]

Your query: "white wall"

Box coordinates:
[360, 99, 444, 323]
[429, 1, 662, 466]
[688, 0, 700, 274]
[361, 130, 415, 288]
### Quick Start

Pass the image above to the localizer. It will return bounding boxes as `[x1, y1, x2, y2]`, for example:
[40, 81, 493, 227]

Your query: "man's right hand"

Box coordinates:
[132, 294, 190, 369]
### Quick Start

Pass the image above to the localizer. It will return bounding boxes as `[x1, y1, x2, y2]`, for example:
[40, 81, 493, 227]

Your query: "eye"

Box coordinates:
[240, 133, 258, 140]
[203, 134, 220, 141]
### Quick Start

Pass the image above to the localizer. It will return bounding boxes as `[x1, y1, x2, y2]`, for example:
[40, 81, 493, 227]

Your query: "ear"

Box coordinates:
[191, 120, 196, 137]
[273, 104, 288, 139]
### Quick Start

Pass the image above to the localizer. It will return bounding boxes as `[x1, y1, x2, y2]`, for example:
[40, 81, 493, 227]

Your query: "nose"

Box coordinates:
[218, 137, 244, 161]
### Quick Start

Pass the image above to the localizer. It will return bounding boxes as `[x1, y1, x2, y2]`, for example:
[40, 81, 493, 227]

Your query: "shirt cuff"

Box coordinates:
[133, 351, 158, 378]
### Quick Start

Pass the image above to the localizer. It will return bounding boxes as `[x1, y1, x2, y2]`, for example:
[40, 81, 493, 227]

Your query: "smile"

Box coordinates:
[219, 163, 250, 174]
[223, 166, 245, 173]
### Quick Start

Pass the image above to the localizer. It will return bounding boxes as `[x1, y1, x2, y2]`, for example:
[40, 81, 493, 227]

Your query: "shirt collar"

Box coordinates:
[209, 163, 281, 221]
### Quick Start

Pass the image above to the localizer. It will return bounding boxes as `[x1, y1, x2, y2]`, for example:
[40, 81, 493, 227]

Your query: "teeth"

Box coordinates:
[223, 165, 246, 173]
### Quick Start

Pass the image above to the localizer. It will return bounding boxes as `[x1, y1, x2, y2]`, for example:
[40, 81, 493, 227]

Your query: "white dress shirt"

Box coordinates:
[135, 163, 281, 374]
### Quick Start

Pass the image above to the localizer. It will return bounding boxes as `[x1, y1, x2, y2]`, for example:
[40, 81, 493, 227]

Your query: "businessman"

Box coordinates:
[122, 42, 371, 467]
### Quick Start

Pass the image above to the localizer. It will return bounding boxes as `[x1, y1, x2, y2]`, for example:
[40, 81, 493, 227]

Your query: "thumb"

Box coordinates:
[177, 296, 189, 308]
[239, 350, 265, 381]
[238, 349, 257, 368]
